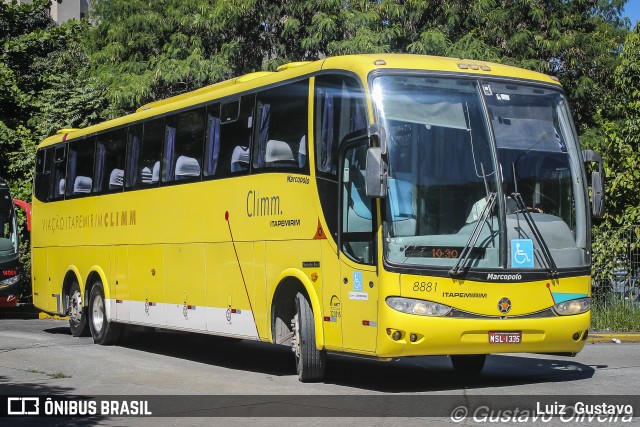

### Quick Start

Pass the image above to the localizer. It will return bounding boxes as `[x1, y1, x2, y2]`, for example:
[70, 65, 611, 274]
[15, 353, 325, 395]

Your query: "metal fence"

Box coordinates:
[591, 225, 640, 303]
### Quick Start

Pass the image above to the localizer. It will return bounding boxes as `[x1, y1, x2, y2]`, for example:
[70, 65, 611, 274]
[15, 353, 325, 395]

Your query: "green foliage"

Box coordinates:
[1, 0, 108, 302]
[267, 0, 629, 132]
[591, 298, 640, 332]
[589, 26, 640, 282]
[88, 0, 265, 117]
[86, 0, 630, 131]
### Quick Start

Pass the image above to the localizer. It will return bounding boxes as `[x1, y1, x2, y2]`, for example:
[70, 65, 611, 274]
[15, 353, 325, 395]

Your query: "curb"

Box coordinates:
[587, 333, 640, 343]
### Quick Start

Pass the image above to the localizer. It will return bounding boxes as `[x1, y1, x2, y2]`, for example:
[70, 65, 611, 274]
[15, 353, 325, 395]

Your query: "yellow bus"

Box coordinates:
[32, 54, 604, 381]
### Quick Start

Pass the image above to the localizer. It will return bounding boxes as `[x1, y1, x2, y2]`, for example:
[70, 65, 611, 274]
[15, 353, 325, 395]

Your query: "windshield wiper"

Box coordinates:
[510, 162, 558, 277]
[511, 192, 558, 277]
[449, 192, 497, 277]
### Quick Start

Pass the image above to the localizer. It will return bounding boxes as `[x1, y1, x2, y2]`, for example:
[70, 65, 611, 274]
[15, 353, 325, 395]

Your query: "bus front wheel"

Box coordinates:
[88, 281, 122, 345]
[292, 293, 326, 382]
[451, 354, 486, 375]
[67, 281, 89, 337]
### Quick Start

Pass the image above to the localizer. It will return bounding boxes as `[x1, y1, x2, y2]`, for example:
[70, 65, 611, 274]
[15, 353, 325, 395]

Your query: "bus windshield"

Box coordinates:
[0, 189, 17, 254]
[373, 75, 588, 271]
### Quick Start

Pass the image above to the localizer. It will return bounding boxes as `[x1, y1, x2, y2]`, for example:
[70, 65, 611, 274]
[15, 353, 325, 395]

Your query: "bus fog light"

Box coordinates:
[386, 297, 451, 317]
[410, 333, 417, 342]
[392, 331, 402, 341]
[553, 298, 590, 316]
[572, 332, 580, 341]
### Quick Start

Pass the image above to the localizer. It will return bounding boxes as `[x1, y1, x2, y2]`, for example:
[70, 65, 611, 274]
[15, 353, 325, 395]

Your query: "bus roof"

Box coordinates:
[39, 54, 560, 148]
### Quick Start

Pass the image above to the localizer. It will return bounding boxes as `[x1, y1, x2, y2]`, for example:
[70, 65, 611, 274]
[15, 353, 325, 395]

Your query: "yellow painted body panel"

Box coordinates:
[399, 274, 590, 317]
[205, 241, 255, 312]
[32, 54, 587, 360]
[372, 273, 591, 357]
[376, 309, 589, 357]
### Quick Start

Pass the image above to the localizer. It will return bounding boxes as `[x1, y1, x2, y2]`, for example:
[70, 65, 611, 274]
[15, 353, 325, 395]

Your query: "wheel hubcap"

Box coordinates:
[92, 294, 104, 333]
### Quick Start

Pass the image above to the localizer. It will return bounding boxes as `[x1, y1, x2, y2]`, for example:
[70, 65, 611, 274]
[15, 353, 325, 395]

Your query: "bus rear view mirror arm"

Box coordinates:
[365, 147, 388, 198]
[367, 124, 387, 155]
[365, 124, 388, 198]
[582, 149, 605, 218]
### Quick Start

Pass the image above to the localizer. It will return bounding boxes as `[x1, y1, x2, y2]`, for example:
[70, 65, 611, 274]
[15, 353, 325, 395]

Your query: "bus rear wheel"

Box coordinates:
[451, 354, 486, 375]
[67, 281, 89, 337]
[292, 293, 326, 382]
[88, 281, 122, 345]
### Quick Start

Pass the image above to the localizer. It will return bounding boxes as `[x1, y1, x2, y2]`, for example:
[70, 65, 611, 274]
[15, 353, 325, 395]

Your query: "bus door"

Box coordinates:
[339, 140, 378, 353]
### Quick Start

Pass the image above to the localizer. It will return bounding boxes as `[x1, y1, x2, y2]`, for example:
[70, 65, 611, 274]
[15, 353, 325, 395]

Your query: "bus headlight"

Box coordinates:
[386, 297, 452, 317]
[0, 275, 19, 287]
[553, 298, 590, 316]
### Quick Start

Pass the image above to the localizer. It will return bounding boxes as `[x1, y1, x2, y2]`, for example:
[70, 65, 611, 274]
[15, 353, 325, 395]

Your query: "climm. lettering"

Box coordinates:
[246, 190, 282, 217]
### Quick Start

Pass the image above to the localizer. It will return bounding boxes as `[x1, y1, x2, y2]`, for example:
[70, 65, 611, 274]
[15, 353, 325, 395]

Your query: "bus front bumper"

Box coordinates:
[0, 275, 19, 307]
[376, 308, 590, 358]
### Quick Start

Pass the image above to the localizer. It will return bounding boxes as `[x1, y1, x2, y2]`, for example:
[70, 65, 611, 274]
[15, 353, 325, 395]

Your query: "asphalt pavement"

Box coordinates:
[0, 312, 638, 426]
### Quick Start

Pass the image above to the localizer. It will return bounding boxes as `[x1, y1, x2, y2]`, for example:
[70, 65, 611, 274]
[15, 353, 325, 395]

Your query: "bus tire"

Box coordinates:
[293, 292, 326, 382]
[88, 281, 122, 345]
[451, 354, 486, 375]
[67, 281, 90, 337]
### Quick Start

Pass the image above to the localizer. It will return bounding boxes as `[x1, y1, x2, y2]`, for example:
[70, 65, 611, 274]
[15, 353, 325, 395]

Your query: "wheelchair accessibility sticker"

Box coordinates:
[511, 239, 534, 268]
[353, 271, 363, 291]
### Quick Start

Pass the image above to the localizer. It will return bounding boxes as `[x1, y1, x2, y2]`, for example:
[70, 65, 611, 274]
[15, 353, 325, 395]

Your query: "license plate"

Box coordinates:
[488, 331, 522, 344]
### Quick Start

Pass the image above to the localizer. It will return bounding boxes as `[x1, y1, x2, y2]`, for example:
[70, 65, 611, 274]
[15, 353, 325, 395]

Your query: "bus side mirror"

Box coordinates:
[582, 150, 605, 218]
[365, 147, 388, 198]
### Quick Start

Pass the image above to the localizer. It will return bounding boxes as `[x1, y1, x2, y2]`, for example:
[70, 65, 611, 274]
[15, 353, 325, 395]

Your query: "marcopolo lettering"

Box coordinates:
[287, 175, 310, 184]
[487, 273, 523, 281]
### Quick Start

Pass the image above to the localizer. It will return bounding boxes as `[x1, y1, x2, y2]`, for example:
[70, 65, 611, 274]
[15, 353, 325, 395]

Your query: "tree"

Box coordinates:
[0, 0, 108, 301]
[593, 25, 640, 226]
[88, 0, 629, 131]
[275, 0, 629, 133]
[588, 24, 640, 281]
[88, 0, 271, 117]
[1, 0, 107, 192]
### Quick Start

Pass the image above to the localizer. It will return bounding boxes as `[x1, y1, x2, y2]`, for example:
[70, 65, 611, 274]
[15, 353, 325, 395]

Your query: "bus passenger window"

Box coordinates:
[131, 118, 164, 189]
[315, 75, 367, 177]
[94, 129, 126, 194]
[203, 103, 221, 177]
[253, 80, 309, 173]
[34, 148, 52, 202]
[49, 145, 67, 200]
[218, 95, 255, 177]
[125, 124, 143, 188]
[163, 108, 205, 183]
[66, 139, 95, 197]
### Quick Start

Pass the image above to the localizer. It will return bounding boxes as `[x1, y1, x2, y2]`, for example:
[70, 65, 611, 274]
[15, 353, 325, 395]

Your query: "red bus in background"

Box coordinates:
[0, 178, 30, 308]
